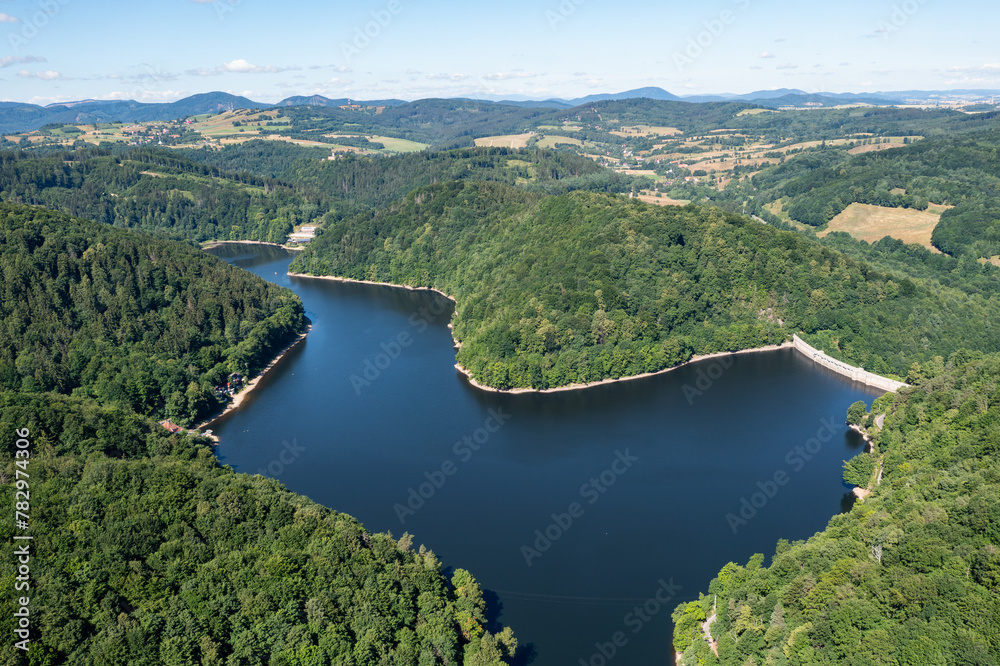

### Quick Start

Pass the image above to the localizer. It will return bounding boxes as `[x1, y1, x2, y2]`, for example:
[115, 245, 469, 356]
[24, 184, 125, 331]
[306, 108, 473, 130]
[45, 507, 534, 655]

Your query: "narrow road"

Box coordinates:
[702, 613, 719, 656]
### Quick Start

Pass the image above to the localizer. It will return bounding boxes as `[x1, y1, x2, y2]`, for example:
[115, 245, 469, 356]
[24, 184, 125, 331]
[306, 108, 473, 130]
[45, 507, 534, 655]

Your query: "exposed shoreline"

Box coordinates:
[285, 272, 908, 398]
[286, 272, 458, 301]
[454, 342, 795, 395]
[290, 272, 804, 394]
[196, 325, 311, 436]
[203, 240, 306, 252]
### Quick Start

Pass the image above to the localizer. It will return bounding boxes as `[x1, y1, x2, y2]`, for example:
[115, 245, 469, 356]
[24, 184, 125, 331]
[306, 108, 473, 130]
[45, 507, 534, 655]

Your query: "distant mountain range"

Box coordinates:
[1, 87, 997, 136]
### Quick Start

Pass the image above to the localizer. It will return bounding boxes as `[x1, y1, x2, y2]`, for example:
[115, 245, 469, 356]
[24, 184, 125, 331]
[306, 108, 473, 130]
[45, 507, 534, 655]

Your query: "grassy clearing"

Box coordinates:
[818, 203, 948, 252]
[474, 133, 534, 148]
[536, 135, 583, 148]
[371, 135, 429, 152]
[610, 125, 681, 138]
[637, 193, 689, 207]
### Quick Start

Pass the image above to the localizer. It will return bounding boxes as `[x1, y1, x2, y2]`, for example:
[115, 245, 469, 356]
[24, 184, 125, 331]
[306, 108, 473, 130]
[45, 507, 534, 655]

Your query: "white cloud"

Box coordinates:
[105, 89, 187, 102]
[427, 73, 469, 81]
[946, 63, 1000, 73]
[0, 55, 45, 68]
[0, 13, 18, 22]
[223, 58, 277, 73]
[776, 63, 798, 70]
[18, 69, 66, 80]
[750, 65, 763, 70]
[758, 52, 775, 59]
[482, 71, 537, 81]
[186, 59, 300, 77]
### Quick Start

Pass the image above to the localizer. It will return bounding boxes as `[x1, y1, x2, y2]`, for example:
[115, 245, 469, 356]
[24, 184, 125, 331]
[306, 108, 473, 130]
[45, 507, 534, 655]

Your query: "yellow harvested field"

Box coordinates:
[536, 135, 583, 148]
[474, 133, 533, 148]
[637, 194, 689, 207]
[365, 135, 429, 152]
[611, 125, 681, 138]
[818, 203, 949, 252]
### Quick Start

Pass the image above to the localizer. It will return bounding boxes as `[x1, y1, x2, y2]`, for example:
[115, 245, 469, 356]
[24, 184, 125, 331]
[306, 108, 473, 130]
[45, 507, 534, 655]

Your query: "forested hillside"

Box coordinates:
[290, 182, 1000, 389]
[0, 203, 303, 425]
[184, 142, 633, 207]
[0, 394, 516, 665]
[673, 353, 1000, 665]
[0, 205, 517, 665]
[0, 144, 637, 244]
[0, 147, 325, 243]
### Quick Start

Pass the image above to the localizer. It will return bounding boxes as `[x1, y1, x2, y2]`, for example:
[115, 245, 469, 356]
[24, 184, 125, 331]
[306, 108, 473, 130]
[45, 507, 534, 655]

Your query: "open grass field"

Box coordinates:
[610, 125, 681, 138]
[369, 135, 429, 152]
[818, 202, 948, 252]
[637, 193, 690, 207]
[474, 133, 534, 148]
[535, 135, 584, 148]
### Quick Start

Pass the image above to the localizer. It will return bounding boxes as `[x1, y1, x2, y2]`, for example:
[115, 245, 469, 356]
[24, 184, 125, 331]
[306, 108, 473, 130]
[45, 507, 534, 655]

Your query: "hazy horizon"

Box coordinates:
[1, 0, 997, 105]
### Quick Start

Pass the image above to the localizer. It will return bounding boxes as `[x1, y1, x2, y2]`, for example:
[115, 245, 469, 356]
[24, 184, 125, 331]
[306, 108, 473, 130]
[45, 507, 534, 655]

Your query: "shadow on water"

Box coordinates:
[511, 643, 539, 666]
[482, 588, 504, 635]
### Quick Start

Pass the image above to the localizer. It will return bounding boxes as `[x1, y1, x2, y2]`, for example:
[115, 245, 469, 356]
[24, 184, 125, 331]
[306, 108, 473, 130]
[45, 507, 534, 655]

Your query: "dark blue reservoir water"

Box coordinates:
[208, 244, 882, 665]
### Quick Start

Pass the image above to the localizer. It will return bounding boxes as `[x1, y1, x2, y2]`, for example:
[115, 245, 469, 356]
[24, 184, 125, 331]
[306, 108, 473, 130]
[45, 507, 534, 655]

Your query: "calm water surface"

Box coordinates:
[209, 244, 882, 665]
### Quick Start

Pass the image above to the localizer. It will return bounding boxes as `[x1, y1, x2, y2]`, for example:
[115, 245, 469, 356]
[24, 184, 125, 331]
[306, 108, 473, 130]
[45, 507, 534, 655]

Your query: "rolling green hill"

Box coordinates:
[289, 181, 1000, 390]
[0, 203, 304, 425]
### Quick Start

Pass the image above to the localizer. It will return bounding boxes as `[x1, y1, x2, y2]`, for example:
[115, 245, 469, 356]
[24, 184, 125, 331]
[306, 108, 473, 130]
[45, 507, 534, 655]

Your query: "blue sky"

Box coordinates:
[1, 0, 997, 104]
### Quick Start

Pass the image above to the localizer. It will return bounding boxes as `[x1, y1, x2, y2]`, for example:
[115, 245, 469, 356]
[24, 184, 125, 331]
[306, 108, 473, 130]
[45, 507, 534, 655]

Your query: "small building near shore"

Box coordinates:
[159, 419, 182, 434]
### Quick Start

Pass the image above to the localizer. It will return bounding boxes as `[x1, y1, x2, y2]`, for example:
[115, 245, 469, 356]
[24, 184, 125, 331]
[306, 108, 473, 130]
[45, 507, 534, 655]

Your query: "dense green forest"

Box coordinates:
[184, 142, 634, 209]
[673, 353, 1000, 665]
[0, 392, 517, 665]
[0, 147, 326, 244]
[0, 144, 638, 244]
[289, 181, 1000, 389]
[0, 203, 304, 425]
[0, 204, 517, 664]
[4, 102, 1000, 663]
